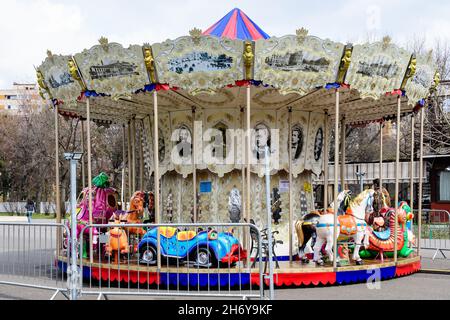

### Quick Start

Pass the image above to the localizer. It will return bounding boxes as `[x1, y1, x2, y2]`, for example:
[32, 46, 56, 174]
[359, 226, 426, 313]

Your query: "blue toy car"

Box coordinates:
[138, 227, 247, 267]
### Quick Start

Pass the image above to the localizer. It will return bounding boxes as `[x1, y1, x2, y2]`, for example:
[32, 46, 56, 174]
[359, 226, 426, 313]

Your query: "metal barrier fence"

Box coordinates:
[0, 222, 70, 299]
[70, 222, 268, 300]
[413, 209, 450, 263]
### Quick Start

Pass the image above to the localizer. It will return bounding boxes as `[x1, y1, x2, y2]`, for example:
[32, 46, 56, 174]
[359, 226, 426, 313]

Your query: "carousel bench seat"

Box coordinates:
[177, 230, 197, 241]
[373, 229, 391, 241]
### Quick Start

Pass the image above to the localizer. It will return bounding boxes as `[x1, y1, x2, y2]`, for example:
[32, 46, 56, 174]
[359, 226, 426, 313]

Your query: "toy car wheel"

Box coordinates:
[139, 244, 157, 265]
[195, 248, 213, 267]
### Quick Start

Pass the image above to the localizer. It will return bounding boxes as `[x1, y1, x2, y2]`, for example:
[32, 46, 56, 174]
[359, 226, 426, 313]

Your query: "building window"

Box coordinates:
[438, 170, 450, 201]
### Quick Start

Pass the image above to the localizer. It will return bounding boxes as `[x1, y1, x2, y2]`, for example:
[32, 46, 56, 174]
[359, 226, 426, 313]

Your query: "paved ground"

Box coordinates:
[0, 272, 449, 300]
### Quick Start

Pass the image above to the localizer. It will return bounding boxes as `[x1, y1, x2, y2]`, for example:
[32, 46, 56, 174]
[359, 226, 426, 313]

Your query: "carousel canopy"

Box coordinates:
[36, 10, 440, 127]
[202, 8, 270, 41]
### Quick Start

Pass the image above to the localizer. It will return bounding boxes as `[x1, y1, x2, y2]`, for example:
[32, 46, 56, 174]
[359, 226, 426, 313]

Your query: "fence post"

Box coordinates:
[65, 153, 82, 300]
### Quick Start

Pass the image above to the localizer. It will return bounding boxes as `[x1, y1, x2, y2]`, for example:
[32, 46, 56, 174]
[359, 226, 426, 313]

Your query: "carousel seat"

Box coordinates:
[159, 226, 177, 239]
[373, 229, 391, 241]
[177, 230, 197, 241]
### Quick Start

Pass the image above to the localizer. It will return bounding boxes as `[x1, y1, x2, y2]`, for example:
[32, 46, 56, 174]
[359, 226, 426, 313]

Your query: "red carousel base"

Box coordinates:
[57, 255, 421, 288]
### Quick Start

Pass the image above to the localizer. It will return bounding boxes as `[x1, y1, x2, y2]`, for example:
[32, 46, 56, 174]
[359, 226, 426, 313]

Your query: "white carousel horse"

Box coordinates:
[295, 190, 352, 263]
[314, 189, 375, 266]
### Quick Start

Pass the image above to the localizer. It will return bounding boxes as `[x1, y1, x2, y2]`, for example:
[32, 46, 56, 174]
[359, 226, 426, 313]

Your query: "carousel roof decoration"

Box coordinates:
[202, 8, 270, 41]
[36, 9, 439, 126]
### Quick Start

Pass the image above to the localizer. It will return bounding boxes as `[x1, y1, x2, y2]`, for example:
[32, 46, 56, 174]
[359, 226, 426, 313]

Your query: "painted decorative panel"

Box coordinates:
[38, 54, 83, 105]
[74, 43, 148, 98]
[290, 111, 310, 177]
[169, 110, 194, 178]
[249, 110, 279, 176]
[305, 112, 325, 176]
[405, 53, 436, 105]
[254, 35, 344, 95]
[151, 36, 243, 93]
[203, 108, 239, 177]
[346, 41, 411, 99]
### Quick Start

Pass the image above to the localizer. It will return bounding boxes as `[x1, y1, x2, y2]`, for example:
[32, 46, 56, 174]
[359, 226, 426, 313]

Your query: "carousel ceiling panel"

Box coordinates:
[346, 40, 412, 100]
[254, 35, 344, 95]
[151, 35, 244, 93]
[74, 42, 148, 98]
[37, 54, 83, 103]
[405, 52, 437, 105]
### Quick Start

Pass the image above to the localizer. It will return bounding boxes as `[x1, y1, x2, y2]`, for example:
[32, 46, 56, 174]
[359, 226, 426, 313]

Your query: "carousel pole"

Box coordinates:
[340, 116, 346, 190]
[54, 104, 62, 256]
[394, 95, 401, 263]
[323, 112, 329, 210]
[246, 85, 251, 224]
[131, 118, 136, 193]
[241, 107, 246, 221]
[410, 114, 415, 215]
[288, 107, 293, 262]
[153, 90, 161, 270]
[192, 106, 197, 222]
[138, 121, 144, 191]
[86, 97, 93, 263]
[121, 124, 126, 207]
[127, 122, 132, 208]
[418, 108, 424, 256]
[54, 105, 61, 223]
[80, 119, 86, 188]
[246, 84, 251, 268]
[379, 122, 383, 188]
[333, 89, 340, 270]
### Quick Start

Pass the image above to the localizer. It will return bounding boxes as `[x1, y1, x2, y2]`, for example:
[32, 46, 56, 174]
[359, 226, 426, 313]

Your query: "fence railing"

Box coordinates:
[413, 209, 450, 262]
[70, 222, 267, 300]
[0, 222, 70, 300]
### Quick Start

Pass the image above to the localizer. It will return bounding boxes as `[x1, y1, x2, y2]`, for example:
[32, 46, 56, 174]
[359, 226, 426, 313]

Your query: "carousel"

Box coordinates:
[36, 8, 438, 288]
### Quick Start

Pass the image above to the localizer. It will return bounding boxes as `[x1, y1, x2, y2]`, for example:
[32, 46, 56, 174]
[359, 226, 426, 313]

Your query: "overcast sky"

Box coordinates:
[1, 0, 449, 88]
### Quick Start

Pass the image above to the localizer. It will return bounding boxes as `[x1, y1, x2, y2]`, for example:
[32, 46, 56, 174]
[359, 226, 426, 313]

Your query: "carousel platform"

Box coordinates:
[56, 255, 420, 288]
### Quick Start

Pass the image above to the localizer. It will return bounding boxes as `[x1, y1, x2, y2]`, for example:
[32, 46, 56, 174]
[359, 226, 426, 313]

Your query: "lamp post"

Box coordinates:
[355, 165, 366, 192]
[64, 152, 82, 300]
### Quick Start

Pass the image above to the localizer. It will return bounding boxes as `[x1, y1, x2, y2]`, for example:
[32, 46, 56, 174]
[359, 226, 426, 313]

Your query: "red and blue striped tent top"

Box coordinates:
[202, 8, 270, 41]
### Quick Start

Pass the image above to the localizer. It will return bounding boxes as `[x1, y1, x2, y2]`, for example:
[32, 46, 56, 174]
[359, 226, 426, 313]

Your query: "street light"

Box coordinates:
[64, 152, 82, 300]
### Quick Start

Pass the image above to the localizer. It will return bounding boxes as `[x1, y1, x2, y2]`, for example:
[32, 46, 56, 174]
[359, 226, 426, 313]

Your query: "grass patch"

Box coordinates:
[0, 212, 56, 219]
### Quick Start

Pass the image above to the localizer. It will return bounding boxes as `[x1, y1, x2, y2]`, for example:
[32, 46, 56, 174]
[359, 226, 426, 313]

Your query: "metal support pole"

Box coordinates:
[86, 98, 93, 263]
[54, 106, 61, 223]
[264, 146, 274, 300]
[394, 95, 401, 263]
[131, 118, 136, 193]
[80, 120, 86, 188]
[246, 85, 252, 269]
[153, 91, 161, 270]
[246, 85, 251, 223]
[241, 107, 246, 220]
[192, 107, 197, 222]
[410, 115, 415, 213]
[288, 107, 293, 262]
[323, 112, 329, 209]
[121, 125, 126, 207]
[54, 105, 62, 256]
[340, 116, 346, 190]
[127, 122, 132, 208]
[418, 108, 424, 256]
[380, 122, 383, 188]
[139, 122, 144, 191]
[333, 89, 339, 270]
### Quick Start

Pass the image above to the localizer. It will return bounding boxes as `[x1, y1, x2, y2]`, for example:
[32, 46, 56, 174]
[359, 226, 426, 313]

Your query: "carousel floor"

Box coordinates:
[57, 254, 421, 288]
